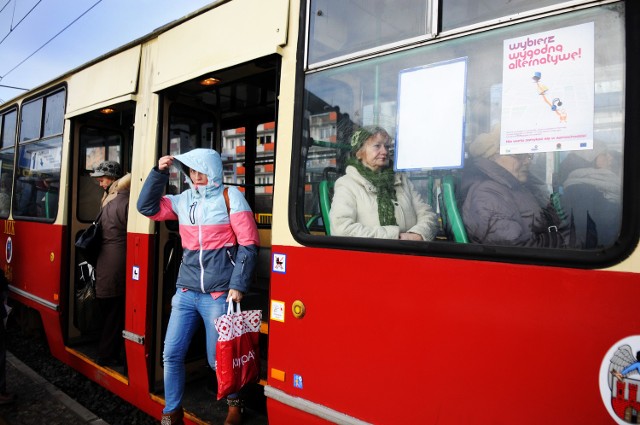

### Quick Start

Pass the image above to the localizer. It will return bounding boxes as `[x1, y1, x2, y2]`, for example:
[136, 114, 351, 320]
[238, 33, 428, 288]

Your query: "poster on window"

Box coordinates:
[395, 57, 467, 170]
[500, 22, 594, 155]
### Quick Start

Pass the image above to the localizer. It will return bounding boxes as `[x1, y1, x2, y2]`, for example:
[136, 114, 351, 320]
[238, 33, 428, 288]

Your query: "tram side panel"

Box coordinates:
[267, 245, 631, 424]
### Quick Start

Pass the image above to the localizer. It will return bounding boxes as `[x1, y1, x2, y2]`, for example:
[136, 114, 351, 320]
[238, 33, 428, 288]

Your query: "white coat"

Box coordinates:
[330, 165, 438, 240]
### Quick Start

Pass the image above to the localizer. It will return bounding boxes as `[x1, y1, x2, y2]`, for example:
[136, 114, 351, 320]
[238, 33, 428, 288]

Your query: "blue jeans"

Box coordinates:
[163, 288, 229, 413]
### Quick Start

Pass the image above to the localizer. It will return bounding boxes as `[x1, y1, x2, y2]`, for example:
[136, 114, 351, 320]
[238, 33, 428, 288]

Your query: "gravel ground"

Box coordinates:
[6, 323, 158, 425]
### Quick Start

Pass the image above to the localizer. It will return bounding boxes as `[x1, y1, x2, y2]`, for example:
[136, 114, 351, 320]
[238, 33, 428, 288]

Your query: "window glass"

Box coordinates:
[20, 98, 42, 142]
[77, 126, 123, 222]
[221, 123, 275, 225]
[308, 0, 429, 65]
[1, 110, 16, 149]
[43, 90, 66, 137]
[14, 89, 66, 221]
[14, 137, 61, 220]
[0, 110, 17, 218]
[442, 0, 569, 31]
[299, 4, 625, 251]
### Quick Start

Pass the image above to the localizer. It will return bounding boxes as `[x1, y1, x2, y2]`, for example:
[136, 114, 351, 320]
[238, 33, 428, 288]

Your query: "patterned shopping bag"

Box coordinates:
[214, 302, 261, 399]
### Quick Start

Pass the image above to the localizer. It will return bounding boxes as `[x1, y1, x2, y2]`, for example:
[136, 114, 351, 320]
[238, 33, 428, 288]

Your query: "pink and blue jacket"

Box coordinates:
[137, 149, 259, 294]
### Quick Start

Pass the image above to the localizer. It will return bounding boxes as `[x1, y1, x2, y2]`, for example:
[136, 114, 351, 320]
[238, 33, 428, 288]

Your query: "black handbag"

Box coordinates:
[75, 210, 103, 265]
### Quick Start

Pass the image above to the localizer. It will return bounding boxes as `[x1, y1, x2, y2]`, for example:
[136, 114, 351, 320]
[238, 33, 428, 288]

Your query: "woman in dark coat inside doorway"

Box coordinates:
[91, 161, 130, 367]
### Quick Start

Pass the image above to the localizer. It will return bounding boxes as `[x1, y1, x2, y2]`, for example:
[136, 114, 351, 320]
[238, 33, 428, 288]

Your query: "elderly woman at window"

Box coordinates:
[330, 126, 438, 240]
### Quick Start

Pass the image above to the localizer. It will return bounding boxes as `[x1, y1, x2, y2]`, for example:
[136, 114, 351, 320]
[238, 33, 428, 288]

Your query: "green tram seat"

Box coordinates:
[306, 167, 338, 235]
[438, 175, 469, 243]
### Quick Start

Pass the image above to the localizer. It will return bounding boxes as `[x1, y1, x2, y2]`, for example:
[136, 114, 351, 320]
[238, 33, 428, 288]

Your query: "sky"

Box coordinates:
[0, 0, 216, 104]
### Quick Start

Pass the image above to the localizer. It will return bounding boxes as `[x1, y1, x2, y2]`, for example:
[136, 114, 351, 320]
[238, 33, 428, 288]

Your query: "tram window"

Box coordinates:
[14, 89, 65, 221]
[77, 127, 123, 222]
[43, 91, 65, 137]
[0, 109, 17, 219]
[442, 0, 568, 32]
[308, 0, 430, 66]
[299, 4, 626, 254]
[1, 110, 17, 149]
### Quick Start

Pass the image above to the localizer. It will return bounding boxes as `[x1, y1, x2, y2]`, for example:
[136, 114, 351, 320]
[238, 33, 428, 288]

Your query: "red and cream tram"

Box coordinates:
[0, 0, 638, 424]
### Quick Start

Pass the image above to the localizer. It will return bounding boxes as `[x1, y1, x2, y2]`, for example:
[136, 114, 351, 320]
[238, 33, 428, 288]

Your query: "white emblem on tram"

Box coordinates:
[600, 336, 640, 424]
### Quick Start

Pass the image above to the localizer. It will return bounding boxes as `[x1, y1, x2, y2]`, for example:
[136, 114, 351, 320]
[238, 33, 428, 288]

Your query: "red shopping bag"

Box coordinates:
[214, 302, 261, 399]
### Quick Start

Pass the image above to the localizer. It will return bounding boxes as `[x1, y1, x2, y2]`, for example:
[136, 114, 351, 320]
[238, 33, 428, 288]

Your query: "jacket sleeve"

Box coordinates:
[136, 167, 178, 221]
[226, 187, 259, 293]
[330, 176, 400, 239]
[403, 177, 438, 241]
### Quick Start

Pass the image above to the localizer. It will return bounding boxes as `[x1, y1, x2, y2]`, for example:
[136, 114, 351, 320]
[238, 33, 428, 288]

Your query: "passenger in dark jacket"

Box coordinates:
[91, 161, 130, 367]
[460, 127, 563, 247]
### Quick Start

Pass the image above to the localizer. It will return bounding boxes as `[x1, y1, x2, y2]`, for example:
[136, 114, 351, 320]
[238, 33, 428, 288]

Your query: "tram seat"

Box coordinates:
[439, 175, 468, 243]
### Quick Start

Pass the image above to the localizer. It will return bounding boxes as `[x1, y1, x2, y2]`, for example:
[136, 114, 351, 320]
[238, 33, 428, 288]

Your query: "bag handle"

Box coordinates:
[226, 300, 241, 315]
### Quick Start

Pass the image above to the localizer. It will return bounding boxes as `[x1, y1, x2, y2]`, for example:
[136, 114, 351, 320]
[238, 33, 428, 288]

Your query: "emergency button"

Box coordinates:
[292, 300, 306, 319]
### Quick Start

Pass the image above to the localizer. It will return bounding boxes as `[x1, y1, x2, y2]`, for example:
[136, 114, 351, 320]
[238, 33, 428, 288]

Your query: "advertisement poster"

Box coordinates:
[500, 22, 594, 155]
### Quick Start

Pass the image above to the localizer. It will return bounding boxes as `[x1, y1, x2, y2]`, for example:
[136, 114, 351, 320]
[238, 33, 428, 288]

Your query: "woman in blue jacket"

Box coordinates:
[137, 149, 259, 425]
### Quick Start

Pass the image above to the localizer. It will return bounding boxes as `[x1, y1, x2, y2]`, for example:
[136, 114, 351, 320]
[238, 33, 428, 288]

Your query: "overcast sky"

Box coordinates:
[0, 0, 215, 103]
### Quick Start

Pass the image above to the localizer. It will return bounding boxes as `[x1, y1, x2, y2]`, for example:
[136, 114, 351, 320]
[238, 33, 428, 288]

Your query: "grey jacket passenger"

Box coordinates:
[460, 158, 550, 246]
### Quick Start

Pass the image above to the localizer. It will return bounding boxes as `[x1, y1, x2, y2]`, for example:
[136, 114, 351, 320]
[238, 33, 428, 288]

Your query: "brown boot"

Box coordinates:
[161, 407, 184, 425]
[224, 397, 243, 425]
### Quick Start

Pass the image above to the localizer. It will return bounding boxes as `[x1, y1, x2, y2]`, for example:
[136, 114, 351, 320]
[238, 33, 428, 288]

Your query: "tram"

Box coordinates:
[0, 0, 638, 424]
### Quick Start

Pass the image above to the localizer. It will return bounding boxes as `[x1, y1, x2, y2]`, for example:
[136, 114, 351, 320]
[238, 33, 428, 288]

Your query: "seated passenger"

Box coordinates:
[460, 127, 564, 247]
[561, 148, 621, 248]
[330, 126, 438, 240]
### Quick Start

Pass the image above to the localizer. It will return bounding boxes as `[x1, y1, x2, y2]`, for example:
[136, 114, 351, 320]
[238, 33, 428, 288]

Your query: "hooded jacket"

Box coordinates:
[137, 149, 259, 294]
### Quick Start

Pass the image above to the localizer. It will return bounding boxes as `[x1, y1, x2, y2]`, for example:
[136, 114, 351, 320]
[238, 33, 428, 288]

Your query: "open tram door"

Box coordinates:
[65, 100, 135, 375]
[150, 56, 278, 417]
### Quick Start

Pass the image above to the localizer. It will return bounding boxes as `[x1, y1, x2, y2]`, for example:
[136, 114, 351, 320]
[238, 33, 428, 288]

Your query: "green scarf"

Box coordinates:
[349, 159, 397, 226]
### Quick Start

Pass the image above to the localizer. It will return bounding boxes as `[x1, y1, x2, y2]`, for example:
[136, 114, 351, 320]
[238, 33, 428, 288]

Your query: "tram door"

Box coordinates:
[151, 57, 278, 405]
[66, 101, 135, 367]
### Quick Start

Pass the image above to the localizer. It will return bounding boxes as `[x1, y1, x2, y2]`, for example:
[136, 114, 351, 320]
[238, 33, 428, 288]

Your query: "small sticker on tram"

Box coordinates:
[132, 266, 140, 281]
[271, 300, 285, 322]
[600, 335, 640, 424]
[293, 374, 303, 389]
[272, 253, 286, 274]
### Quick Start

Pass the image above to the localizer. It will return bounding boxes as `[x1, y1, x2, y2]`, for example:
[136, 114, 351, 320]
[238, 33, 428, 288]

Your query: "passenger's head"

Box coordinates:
[351, 126, 392, 172]
[173, 148, 223, 188]
[91, 161, 122, 190]
[469, 126, 533, 183]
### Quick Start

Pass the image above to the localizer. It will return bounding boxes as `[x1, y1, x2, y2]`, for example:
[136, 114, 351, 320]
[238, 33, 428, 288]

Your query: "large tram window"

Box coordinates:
[14, 88, 65, 221]
[298, 4, 626, 255]
[77, 127, 123, 222]
[167, 105, 215, 194]
[222, 123, 275, 225]
[0, 109, 17, 219]
[308, 0, 430, 66]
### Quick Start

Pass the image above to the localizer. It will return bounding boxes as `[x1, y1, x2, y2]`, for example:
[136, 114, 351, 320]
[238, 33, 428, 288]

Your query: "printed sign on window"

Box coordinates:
[500, 22, 594, 154]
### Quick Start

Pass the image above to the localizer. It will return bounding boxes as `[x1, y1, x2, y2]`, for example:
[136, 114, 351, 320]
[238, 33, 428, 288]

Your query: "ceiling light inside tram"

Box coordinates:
[199, 77, 221, 86]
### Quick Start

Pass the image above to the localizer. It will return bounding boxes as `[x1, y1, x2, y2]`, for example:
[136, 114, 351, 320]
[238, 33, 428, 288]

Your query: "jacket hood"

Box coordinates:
[173, 149, 223, 191]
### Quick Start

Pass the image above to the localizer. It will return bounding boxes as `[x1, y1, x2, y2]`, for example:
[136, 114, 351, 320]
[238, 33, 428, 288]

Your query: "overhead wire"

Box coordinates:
[0, 0, 44, 45]
[0, 0, 103, 82]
